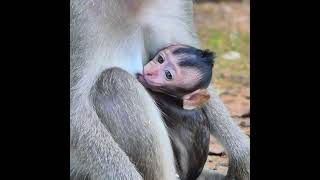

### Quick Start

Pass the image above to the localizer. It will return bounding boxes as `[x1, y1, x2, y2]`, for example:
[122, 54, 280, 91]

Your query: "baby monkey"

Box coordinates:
[137, 44, 214, 110]
[137, 45, 216, 180]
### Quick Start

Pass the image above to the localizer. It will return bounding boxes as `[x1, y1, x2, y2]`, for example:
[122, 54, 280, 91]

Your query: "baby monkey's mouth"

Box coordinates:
[136, 73, 147, 86]
[136, 73, 178, 98]
[136, 73, 156, 91]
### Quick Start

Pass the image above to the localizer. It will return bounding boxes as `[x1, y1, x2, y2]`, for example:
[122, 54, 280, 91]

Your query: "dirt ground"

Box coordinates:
[193, 1, 250, 175]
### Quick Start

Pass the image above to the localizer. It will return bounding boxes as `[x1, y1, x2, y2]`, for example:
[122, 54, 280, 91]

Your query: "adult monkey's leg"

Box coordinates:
[90, 67, 178, 180]
[70, 68, 178, 180]
[70, 94, 144, 180]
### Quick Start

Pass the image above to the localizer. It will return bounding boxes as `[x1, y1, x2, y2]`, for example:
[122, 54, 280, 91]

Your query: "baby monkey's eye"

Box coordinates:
[158, 55, 164, 64]
[165, 70, 173, 80]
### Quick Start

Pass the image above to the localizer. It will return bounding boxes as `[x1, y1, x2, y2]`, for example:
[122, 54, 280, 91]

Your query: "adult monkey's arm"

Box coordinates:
[204, 87, 250, 180]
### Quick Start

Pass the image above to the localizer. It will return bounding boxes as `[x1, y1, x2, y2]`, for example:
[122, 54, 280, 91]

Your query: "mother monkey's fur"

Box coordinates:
[70, 0, 250, 180]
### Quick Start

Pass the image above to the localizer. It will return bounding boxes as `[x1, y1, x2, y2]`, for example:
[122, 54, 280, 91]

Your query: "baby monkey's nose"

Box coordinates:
[145, 70, 159, 77]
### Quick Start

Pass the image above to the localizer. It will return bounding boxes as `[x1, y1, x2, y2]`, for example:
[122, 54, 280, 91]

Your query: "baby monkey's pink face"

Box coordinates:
[137, 45, 212, 110]
[137, 45, 201, 93]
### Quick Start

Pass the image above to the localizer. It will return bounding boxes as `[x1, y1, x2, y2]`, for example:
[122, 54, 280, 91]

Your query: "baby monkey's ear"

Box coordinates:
[182, 89, 210, 110]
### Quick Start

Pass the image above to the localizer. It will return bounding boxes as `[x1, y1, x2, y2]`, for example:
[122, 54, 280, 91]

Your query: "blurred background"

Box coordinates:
[193, 0, 250, 174]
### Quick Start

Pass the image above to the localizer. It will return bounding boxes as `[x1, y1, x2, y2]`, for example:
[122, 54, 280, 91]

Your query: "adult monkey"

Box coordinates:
[70, 0, 250, 180]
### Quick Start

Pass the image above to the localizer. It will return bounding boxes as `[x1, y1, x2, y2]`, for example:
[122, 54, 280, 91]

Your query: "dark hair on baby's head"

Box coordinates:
[172, 46, 215, 90]
[200, 49, 215, 64]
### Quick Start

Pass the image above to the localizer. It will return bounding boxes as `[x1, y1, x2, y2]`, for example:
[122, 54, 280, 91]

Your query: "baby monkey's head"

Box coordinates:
[137, 44, 215, 110]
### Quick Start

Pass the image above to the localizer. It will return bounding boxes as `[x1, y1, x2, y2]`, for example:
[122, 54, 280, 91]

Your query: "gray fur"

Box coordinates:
[70, 0, 249, 179]
[203, 87, 250, 180]
[92, 68, 177, 180]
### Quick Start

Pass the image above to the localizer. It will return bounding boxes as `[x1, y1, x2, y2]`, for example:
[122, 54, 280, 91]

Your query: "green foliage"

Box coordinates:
[198, 28, 250, 89]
